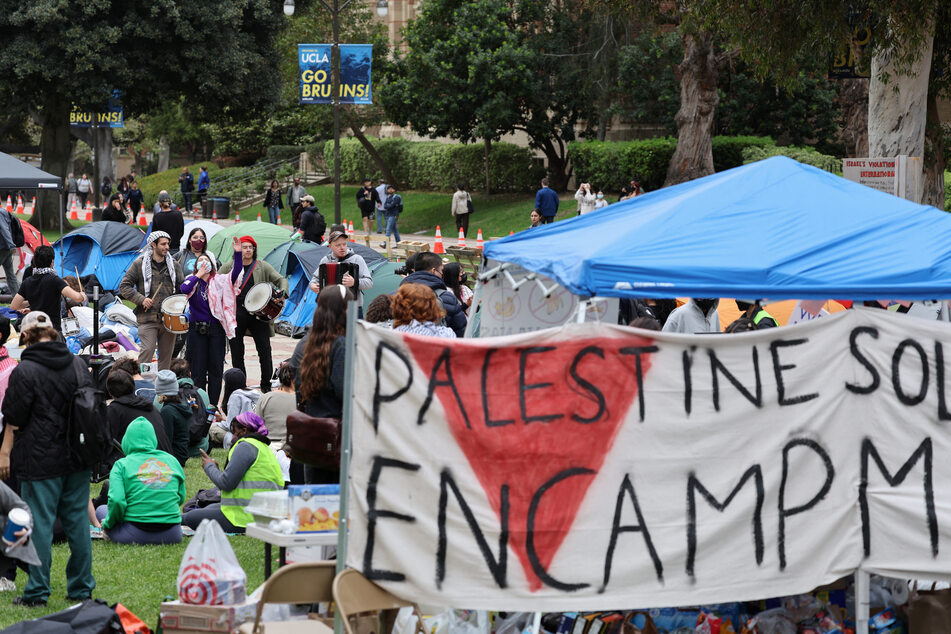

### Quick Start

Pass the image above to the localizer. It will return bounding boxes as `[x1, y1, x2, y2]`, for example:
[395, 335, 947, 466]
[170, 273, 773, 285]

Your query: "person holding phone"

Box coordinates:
[575, 182, 597, 215]
[179, 237, 243, 406]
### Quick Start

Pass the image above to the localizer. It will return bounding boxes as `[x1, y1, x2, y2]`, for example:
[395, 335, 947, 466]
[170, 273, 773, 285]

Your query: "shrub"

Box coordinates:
[741, 145, 841, 173]
[265, 145, 305, 162]
[136, 163, 220, 209]
[570, 135, 775, 193]
[324, 138, 541, 192]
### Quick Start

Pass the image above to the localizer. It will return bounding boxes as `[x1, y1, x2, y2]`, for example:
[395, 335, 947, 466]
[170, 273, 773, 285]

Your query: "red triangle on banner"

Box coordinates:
[404, 334, 655, 591]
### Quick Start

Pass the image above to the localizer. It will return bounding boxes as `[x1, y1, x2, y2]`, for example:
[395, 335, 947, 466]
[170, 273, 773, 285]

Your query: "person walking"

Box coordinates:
[196, 167, 210, 210]
[0, 205, 20, 296]
[0, 313, 96, 606]
[374, 178, 388, 234]
[264, 180, 283, 225]
[66, 173, 78, 211]
[100, 177, 112, 202]
[381, 184, 402, 248]
[286, 178, 307, 229]
[356, 178, 380, 238]
[76, 174, 92, 209]
[119, 232, 184, 371]
[451, 183, 471, 238]
[297, 196, 326, 244]
[127, 181, 144, 222]
[534, 177, 559, 224]
[218, 236, 288, 393]
[179, 167, 195, 212]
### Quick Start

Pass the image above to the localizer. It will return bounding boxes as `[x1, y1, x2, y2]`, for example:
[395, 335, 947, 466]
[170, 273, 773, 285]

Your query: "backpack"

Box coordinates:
[7, 213, 23, 248]
[466, 193, 474, 214]
[179, 382, 212, 446]
[67, 359, 112, 471]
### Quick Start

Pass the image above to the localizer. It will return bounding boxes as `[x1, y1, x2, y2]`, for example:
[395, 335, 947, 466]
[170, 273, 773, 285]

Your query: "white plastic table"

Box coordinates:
[245, 522, 338, 579]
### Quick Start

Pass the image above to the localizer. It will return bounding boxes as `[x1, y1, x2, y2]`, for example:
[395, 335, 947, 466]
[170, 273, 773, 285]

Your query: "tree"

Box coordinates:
[0, 0, 284, 230]
[381, 0, 598, 191]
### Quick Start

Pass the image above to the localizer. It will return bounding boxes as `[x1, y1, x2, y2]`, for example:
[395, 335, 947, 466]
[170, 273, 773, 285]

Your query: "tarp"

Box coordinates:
[349, 309, 951, 610]
[264, 240, 387, 329]
[207, 222, 294, 265]
[0, 152, 62, 190]
[0, 221, 51, 289]
[53, 222, 145, 291]
[483, 156, 951, 301]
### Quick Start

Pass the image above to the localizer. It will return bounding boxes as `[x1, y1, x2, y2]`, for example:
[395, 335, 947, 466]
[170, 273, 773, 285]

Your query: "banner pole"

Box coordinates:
[335, 298, 359, 634]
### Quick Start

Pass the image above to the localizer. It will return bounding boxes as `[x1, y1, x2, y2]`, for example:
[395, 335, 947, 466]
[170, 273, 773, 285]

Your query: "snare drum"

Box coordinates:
[244, 282, 285, 322]
[161, 294, 189, 333]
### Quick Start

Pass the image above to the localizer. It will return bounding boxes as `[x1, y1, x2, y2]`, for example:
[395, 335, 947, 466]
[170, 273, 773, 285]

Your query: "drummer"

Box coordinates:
[119, 231, 184, 371]
[218, 236, 288, 393]
[308, 229, 373, 315]
[179, 237, 243, 406]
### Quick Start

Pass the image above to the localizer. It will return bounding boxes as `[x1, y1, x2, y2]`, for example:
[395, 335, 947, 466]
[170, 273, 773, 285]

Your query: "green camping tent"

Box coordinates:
[207, 222, 296, 264]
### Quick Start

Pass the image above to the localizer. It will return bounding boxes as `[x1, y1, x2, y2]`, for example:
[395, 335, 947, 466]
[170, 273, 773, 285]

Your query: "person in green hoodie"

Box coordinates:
[153, 370, 192, 467]
[94, 418, 185, 545]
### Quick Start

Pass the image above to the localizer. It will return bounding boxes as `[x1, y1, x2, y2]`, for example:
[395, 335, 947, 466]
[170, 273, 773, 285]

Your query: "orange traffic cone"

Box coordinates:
[433, 225, 445, 254]
[84, 207, 92, 221]
[348, 220, 355, 242]
[30, 197, 36, 216]
[212, 209, 218, 223]
[69, 199, 79, 220]
[475, 228, 484, 250]
[509, 230, 514, 235]
[138, 209, 147, 226]
[276, 213, 282, 226]
[5, 196, 11, 213]
[234, 209, 241, 223]
[457, 228, 465, 246]
[15, 195, 23, 215]
[256, 211, 262, 222]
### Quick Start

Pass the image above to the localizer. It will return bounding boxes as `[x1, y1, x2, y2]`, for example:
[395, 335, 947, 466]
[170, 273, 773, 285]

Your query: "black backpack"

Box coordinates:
[67, 359, 112, 471]
[179, 382, 211, 446]
[8, 213, 23, 248]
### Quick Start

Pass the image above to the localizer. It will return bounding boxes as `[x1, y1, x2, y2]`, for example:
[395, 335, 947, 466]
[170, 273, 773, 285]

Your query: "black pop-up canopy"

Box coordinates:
[0, 152, 61, 190]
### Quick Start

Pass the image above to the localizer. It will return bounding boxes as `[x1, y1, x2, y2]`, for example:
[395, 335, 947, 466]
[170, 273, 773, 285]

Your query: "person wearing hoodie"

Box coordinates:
[94, 418, 185, 545]
[106, 368, 171, 460]
[208, 368, 260, 449]
[0, 311, 94, 607]
[662, 298, 721, 334]
[153, 370, 192, 467]
[183, 412, 283, 533]
[399, 251, 466, 337]
[308, 230, 373, 311]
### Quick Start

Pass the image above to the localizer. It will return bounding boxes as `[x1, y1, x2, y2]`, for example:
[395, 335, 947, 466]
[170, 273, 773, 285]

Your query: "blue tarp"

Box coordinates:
[483, 156, 951, 301]
[54, 222, 145, 291]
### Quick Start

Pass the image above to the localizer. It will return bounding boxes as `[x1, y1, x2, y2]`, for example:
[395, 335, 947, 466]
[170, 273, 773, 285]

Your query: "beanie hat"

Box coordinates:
[239, 236, 257, 248]
[154, 370, 180, 397]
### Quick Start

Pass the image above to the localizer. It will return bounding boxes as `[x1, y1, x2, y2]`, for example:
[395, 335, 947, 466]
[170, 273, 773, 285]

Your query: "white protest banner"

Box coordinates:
[349, 309, 951, 610]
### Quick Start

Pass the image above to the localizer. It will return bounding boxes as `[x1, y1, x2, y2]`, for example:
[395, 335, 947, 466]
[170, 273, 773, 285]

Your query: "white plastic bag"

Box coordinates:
[178, 519, 247, 605]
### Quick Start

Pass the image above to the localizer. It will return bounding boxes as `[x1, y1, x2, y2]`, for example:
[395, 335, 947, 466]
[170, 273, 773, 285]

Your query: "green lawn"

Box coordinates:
[0, 448, 268, 629]
[239, 185, 577, 239]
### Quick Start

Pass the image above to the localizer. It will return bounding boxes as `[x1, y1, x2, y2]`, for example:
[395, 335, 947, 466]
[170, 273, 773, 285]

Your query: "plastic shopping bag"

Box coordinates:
[177, 519, 247, 605]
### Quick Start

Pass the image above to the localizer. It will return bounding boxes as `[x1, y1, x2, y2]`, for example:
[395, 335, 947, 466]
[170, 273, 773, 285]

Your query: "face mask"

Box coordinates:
[191, 239, 204, 250]
[694, 298, 716, 313]
[596, 193, 603, 199]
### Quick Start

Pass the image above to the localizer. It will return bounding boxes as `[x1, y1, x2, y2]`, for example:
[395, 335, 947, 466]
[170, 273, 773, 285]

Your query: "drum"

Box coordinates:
[161, 294, 189, 333]
[245, 282, 285, 322]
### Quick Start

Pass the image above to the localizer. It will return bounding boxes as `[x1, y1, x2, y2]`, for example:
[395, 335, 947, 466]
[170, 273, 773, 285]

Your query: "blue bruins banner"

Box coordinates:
[299, 44, 372, 105]
[70, 90, 124, 128]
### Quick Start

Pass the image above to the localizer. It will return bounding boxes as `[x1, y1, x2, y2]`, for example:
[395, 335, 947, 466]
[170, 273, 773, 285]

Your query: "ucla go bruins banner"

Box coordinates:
[298, 44, 372, 105]
[348, 309, 951, 610]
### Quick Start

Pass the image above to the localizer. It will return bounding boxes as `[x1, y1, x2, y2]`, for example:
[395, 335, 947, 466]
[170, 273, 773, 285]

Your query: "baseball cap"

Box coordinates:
[19, 311, 52, 334]
[328, 230, 347, 243]
[301, 195, 315, 203]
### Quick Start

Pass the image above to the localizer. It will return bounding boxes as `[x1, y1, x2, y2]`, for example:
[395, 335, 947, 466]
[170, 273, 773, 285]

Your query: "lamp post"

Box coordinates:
[284, 0, 388, 226]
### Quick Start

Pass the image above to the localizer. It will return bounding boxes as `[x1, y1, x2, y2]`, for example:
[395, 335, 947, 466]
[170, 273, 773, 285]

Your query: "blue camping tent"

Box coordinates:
[484, 156, 951, 301]
[54, 222, 145, 291]
[264, 240, 386, 329]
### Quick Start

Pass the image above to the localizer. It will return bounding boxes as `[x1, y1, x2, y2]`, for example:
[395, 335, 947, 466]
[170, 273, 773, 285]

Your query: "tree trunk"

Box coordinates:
[483, 138, 491, 196]
[923, 90, 946, 209]
[158, 136, 170, 173]
[37, 98, 74, 233]
[72, 127, 114, 207]
[534, 136, 571, 191]
[838, 78, 869, 158]
[346, 112, 400, 189]
[868, 31, 934, 202]
[665, 30, 718, 187]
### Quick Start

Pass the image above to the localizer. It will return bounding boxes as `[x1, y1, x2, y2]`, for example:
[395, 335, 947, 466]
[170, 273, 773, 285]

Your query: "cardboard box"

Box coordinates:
[160, 598, 258, 633]
[288, 484, 340, 533]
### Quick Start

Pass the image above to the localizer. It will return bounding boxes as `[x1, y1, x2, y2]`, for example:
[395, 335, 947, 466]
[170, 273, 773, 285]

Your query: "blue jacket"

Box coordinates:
[197, 170, 210, 192]
[383, 193, 403, 217]
[535, 187, 559, 217]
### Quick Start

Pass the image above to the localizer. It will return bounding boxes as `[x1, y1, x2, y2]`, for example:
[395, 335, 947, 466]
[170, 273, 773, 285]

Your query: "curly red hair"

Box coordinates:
[392, 283, 445, 327]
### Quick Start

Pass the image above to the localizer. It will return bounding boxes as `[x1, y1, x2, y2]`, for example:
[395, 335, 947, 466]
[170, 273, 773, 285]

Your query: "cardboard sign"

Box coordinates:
[348, 309, 951, 610]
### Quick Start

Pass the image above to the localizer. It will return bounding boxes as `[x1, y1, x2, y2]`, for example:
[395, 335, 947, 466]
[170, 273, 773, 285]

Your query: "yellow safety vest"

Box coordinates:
[220, 437, 284, 528]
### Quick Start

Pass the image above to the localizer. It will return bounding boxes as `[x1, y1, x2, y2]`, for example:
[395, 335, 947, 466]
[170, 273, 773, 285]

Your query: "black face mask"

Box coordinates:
[694, 298, 716, 314]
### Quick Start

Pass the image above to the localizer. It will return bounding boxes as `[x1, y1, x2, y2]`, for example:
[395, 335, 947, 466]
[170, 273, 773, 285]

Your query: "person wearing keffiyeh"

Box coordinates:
[119, 231, 184, 371]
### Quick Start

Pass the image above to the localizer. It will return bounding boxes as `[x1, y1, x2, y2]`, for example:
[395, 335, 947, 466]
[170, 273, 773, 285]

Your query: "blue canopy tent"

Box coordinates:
[264, 240, 387, 329]
[483, 156, 951, 301]
[54, 222, 145, 291]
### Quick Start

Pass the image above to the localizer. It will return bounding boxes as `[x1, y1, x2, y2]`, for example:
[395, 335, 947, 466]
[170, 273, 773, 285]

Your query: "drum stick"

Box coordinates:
[149, 282, 165, 310]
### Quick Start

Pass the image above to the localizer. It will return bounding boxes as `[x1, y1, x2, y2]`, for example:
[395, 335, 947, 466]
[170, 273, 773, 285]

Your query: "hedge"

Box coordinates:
[323, 137, 543, 193]
[741, 145, 841, 173]
[265, 145, 305, 162]
[569, 136, 774, 192]
[136, 163, 221, 210]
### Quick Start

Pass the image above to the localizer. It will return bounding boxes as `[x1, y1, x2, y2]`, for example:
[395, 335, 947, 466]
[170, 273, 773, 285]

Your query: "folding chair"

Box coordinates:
[332, 568, 427, 634]
[238, 561, 336, 634]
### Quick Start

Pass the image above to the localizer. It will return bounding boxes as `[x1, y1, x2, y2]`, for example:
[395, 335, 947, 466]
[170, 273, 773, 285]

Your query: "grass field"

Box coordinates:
[0, 448, 268, 629]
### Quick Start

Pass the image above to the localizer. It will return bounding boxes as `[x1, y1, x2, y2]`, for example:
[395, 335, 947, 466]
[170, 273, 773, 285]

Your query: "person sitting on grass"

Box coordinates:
[154, 370, 191, 467]
[167, 358, 211, 458]
[112, 355, 156, 401]
[94, 418, 185, 545]
[182, 412, 283, 534]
